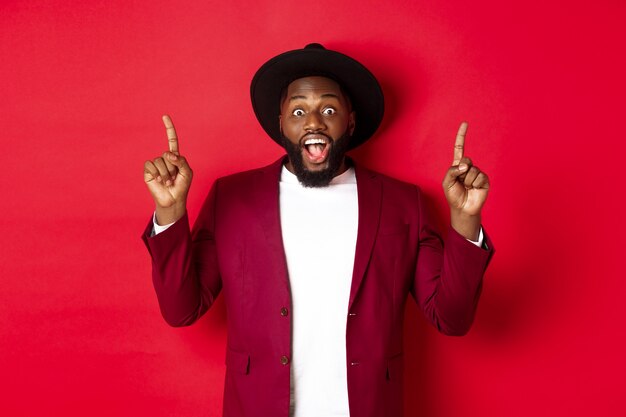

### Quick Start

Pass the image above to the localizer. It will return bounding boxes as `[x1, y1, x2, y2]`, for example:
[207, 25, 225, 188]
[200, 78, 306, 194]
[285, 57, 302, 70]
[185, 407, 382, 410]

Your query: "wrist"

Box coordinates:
[155, 203, 186, 225]
[450, 210, 482, 241]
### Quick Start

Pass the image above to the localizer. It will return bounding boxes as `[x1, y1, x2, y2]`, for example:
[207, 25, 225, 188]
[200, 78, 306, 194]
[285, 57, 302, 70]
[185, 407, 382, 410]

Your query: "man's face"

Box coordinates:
[279, 76, 355, 187]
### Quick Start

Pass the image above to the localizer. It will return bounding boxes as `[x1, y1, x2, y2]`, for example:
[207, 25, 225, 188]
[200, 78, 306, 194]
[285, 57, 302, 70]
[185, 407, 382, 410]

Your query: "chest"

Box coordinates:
[279, 183, 358, 261]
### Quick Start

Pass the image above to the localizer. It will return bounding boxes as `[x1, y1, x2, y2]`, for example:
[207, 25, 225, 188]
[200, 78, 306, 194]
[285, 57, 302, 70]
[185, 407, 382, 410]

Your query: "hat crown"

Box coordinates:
[304, 43, 326, 50]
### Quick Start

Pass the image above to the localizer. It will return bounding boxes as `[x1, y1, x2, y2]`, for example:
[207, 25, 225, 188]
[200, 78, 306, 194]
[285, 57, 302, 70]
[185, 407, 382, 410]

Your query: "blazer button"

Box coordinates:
[280, 355, 290, 365]
[280, 307, 289, 316]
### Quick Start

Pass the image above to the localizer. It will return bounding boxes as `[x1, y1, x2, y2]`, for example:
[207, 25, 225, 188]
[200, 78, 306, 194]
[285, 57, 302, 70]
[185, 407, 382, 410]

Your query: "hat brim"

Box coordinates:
[250, 45, 384, 150]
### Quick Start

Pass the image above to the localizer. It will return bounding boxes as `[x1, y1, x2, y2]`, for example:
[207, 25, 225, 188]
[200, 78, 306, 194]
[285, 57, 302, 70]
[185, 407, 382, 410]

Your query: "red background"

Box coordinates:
[1, 1, 625, 416]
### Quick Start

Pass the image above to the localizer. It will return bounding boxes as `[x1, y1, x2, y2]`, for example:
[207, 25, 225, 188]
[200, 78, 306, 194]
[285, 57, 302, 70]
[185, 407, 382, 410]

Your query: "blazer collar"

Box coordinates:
[248, 157, 290, 291]
[350, 164, 382, 310]
[252, 156, 382, 309]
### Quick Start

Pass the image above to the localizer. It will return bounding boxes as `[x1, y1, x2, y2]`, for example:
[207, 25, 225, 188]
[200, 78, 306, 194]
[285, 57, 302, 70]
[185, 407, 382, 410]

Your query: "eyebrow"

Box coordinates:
[288, 93, 341, 102]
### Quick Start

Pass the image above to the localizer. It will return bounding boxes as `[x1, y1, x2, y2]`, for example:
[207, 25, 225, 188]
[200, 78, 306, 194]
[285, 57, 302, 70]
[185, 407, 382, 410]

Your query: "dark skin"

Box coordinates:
[143, 76, 489, 241]
[279, 76, 355, 176]
[445, 121, 489, 241]
[143, 114, 191, 226]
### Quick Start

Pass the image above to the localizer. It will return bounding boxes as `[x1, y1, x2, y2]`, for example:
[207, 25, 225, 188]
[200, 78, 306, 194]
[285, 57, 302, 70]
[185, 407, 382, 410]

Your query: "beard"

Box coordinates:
[280, 132, 351, 188]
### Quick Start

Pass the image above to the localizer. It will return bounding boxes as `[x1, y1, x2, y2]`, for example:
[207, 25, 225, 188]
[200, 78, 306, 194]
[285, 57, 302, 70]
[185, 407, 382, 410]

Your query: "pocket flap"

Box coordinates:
[386, 352, 403, 381]
[226, 347, 250, 375]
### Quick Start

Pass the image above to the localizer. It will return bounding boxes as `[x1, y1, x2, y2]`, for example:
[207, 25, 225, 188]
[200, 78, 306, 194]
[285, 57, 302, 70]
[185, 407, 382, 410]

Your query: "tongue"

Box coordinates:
[309, 144, 324, 157]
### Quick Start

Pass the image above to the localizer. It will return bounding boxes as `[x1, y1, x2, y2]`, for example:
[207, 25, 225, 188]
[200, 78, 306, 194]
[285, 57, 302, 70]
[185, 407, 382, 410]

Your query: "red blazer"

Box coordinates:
[142, 157, 494, 417]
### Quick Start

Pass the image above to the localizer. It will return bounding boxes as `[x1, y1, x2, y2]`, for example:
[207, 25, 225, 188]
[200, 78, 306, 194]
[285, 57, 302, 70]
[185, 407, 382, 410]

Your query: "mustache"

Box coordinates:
[279, 131, 351, 188]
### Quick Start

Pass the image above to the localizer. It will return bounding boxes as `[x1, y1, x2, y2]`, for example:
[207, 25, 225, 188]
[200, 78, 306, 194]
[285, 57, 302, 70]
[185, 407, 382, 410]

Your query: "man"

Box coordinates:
[142, 43, 494, 417]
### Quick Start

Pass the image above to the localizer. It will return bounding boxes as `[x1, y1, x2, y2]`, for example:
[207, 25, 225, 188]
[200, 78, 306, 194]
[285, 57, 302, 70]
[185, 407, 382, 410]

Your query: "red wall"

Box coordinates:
[2, 1, 624, 416]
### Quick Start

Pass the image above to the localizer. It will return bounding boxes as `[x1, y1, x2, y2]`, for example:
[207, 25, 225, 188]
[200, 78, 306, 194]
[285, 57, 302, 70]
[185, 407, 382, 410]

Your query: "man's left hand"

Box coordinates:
[442, 122, 490, 241]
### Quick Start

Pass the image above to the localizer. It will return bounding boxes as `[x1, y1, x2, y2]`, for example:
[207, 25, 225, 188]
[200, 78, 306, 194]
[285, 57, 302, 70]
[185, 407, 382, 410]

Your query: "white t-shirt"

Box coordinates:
[279, 166, 358, 417]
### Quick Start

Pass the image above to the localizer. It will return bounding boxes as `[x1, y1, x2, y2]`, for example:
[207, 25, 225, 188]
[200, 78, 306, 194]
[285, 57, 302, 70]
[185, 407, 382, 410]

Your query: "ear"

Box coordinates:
[279, 114, 283, 133]
[348, 111, 356, 136]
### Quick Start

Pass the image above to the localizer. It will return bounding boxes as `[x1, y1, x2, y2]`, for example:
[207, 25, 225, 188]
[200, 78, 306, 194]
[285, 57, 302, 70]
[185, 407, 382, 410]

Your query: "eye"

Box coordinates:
[292, 109, 305, 117]
[322, 107, 336, 115]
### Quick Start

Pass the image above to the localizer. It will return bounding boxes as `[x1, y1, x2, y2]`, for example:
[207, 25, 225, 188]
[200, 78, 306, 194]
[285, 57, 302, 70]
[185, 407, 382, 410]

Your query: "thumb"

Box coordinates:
[442, 163, 468, 189]
[165, 152, 193, 179]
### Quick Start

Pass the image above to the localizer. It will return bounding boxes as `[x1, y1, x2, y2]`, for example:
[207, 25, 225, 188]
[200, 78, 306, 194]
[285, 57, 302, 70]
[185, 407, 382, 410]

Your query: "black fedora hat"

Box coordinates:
[250, 43, 384, 150]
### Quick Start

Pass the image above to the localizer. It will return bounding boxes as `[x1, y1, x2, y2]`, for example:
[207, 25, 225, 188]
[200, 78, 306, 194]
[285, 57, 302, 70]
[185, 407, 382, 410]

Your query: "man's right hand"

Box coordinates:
[144, 115, 193, 225]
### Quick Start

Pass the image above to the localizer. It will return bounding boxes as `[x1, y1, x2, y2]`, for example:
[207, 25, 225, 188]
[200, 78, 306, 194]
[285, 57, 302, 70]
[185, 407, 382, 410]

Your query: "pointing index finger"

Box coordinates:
[453, 121, 468, 166]
[162, 114, 179, 155]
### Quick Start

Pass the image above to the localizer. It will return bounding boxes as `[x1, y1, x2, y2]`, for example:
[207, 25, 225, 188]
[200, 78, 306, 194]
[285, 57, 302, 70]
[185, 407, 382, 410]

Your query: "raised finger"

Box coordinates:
[162, 114, 179, 155]
[453, 121, 468, 166]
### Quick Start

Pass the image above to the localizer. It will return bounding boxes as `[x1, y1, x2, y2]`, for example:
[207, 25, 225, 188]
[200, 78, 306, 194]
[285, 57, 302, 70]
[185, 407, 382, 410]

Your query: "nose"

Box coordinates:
[304, 111, 326, 132]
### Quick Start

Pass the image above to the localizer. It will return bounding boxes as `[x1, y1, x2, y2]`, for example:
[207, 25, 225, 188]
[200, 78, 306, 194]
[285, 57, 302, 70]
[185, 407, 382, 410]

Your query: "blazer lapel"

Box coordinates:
[248, 157, 382, 305]
[250, 156, 291, 290]
[349, 165, 382, 310]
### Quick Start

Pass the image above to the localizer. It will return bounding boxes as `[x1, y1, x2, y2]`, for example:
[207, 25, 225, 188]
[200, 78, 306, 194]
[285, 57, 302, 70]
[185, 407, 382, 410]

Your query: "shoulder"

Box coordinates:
[354, 163, 425, 216]
[215, 156, 284, 190]
[354, 163, 421, 195]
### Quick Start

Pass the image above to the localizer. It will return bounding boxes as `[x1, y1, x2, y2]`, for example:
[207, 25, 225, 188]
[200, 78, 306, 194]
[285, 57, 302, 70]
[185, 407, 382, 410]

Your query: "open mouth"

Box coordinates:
[302, 136, 330, 164]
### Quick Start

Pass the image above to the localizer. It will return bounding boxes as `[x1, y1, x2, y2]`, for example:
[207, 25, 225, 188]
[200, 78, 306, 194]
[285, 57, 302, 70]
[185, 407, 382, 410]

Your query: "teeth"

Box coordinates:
[304, 138, 326, 145]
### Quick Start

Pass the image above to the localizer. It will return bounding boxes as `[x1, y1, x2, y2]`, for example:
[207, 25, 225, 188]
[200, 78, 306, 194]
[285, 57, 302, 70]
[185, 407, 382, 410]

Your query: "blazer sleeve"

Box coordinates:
[411, 186, 495, 336]
[141, 180, 222, 327]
